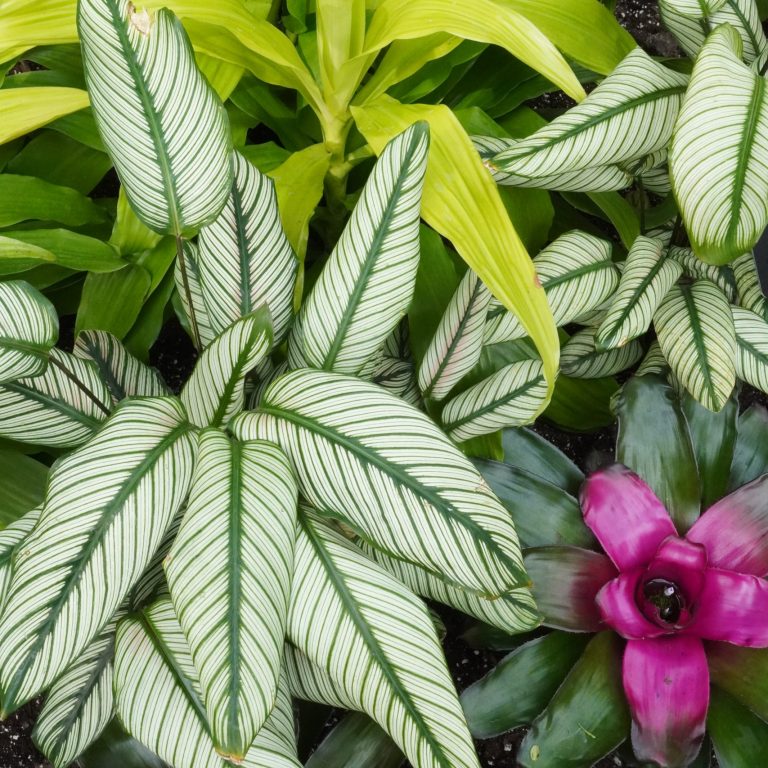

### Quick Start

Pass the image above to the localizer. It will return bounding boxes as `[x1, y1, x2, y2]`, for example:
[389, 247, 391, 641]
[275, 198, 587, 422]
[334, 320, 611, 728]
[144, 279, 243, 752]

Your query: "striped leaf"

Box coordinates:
[231, 368, 528, 596]
[0, 348, 111, 448]
[78, 0, 232, 234]
[663, 0, 728, 14]
[370, 355, 421, 406]
[669, 24, 768, 264]
[32, 619, 117, 768]
[637, 340, 671, 377]
[180, 308, 272, 429]
[166, 431, 298, 761]
[197, 152, 298, 345]
[294, 123, 429, 375]
[0, 507, 40, 611]
[654, 280, 737, 410]
[0, 281, 58, 383]
[418, 270, 492, 401]
[732, 305, 768, 393]
[487, 49, 687, 184]
[114, 599, 300, 768]
[441, 359, 548, 442]
[596, 236, 683, 349]
[288, 510, 481, 768]
[0, 398, 196, 714]
[733, 252, 768, 321]
[74, 330, 170, 404]
[561, 328, 644, 378]
[484, 231, 617, 345]
[668, 246, 735, 299]
[175, 240, 216, 348]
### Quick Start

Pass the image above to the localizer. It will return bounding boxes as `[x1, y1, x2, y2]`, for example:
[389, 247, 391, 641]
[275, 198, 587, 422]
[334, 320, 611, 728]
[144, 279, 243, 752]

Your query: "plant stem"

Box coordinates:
[49, 355, 111, 417]
[175, 234, 202, 350]
[669, 214, 683, 248]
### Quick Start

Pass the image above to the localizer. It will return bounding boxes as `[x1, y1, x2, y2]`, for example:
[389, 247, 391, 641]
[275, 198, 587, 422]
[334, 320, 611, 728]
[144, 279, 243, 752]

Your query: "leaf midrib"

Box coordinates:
[680, 285, 719, 406]
[1, 381, 102, 430]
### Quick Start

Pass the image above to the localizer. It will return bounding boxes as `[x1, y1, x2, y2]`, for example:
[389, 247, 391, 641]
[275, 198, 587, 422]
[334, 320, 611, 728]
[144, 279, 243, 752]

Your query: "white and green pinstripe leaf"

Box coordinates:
[484, 231, 617, 345]
[418, 270, 492, 401]
[371, 355, 421, 406]
[732, 305, 768, 392]
[166, 431, 298, 761]
[637, 340, 671, 377]
[249, 360, 290, 411]
[358, 541, 539, 635]
[231, 368, 528, 597]
[78, 0, 232, 234]
[74, 329, 170, 404]
[487, 49, 687, 184]
[32, 618, 118, 768]
[0, 348, 111, 448]
[175, 241, 216, 348]
[441, 359, 547, 442]
[596, 235, 683, 349]
[283, 644, 351, 709]
[181, 308, 272, 429]
[0, 507, 40, 611]
[294, 123, 429, 375]
[668, 246, 736, 299]
[197, 152, 298, 345]
[663, 0, 728, 15]
[561, 328, 644, 378]
[653, 280, 737, 410]
[114, 599, 300, 768]
[0, 398, 196, 714]
[288, 510, 480, 768]
[0, 282, 58, 383]
[733, 252, 768, 320]
[641, 162, 672, 195]
[669, 24, 768, 264]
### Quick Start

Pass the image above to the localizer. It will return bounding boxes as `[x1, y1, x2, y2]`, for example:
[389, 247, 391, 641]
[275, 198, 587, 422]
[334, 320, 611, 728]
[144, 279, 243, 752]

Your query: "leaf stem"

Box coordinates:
[48, 355, 111, 417]
[175, 235, 202, 350]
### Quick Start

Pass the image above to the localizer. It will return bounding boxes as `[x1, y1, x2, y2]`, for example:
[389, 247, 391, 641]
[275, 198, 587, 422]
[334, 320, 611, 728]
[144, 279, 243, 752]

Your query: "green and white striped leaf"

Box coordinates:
[0, 507, 40, 610]
[78, 0, 232, 234]
[637, 340, 671, 377]
[733, 252, 768, 320]
[484, 231, 617, 345]
[596, 236, 683, 349]
[32, 618, 118, 768]
[441, 359, 547, 442]
[732, 305, 768, 393]
[663, 0, 727, 15]
[654, 280, 737, 410]
[288, 510, 481, 768]
[371, 354, 421, 406]
[488, 49, 687, 183]
[180, 308, 272, 429]
[0, 348, 111, 448]
[0, 281, 58, 383]
[166, 431, 298, 761]
[74, 330, 170, 404]
[0, 398, 196, 714]
[561, 328, 644, 378]
[418, 270, 492, 401]
[231, 368, 528, 597]
[114, 599, 300, 768]
[294, 123, 429, 374]
[669, 24, 768, 264]
[175, 240, 216, 349]
[197, 152, 298, 345]
[668, 246, 735, 299]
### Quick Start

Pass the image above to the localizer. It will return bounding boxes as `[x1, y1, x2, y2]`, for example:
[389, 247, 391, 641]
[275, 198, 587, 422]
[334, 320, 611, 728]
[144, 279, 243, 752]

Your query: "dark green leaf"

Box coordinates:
[708, 644, 768, 722]
[729, 405, 768, 490]
[545, 375, 618, 431]
[306, 713, 404, 768]
[708, 687, 768, 768]
[0, 450, 48, 528]
[79, 719, 169, 768]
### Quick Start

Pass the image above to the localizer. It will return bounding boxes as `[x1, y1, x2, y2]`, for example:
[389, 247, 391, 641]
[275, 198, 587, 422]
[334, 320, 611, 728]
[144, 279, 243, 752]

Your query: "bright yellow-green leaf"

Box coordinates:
[195, 52, 244, 101]
[0, 88, 89, 146]
[352, 96, 559, 407]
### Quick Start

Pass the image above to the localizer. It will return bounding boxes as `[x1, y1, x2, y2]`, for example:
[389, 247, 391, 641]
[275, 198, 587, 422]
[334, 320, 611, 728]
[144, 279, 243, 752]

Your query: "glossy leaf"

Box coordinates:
[708, 686, 768, 768]
[729, 404, 768, 489]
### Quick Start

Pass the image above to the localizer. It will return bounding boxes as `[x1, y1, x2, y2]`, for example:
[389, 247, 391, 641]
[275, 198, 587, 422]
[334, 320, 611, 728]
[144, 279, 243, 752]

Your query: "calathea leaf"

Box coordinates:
[74, 330, 170, 404]
[114, 599, 300, 768]
[370, 354, 421, 406]
[0, 281, 58, 383]
[560, 328, 644, 378]
[0, 348, 111, 448]
[669, 24, 768, 264]
[180, 307, 272, 429]
[292, 122, 429, 375]
[197, 152, 297, 345]
[668, 246, 736, 299]
[0, 507, 41, 610]
[441, 359, 548, 442]
[663, 0, 727, 14]
[77, 0, 232, 234]
[165, 431, 298, 761]
[174, 240, 217, 349]
[0, 398, 196, 714]
[287, 510, 481, 768]
[733, 252, 768, 321]
[231, 368, 529, 596]
[596, 235, 683, 349]
[654, 280, 737, 410]
[418, 269, 492, 401]
[732, 305, 768, 393]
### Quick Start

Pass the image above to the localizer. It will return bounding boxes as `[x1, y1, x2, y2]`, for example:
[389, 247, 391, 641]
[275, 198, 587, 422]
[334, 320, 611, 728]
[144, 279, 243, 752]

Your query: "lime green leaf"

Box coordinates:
[0, 87, 89, 145]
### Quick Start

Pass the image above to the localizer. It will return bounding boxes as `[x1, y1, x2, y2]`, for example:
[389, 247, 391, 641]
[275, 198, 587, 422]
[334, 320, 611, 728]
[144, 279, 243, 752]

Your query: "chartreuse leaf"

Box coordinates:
[0, 281, 58, 382]
[114, 599, 301, 768]
[729, 404, 768, 489]
[232, 368, 529, 596]
[0, 87, 90, 145]
[0, 348, 111, 448]
[654, 280, 736, 411]
[166, 431, 298, 761]
[560, 328, 644, 378]
[181, 308, 272, 429]
[669, 25, 768, 264]
[351, 98, 559, 415]
[293, 123, 429, 375]
[288, 510, 481, 768]
[0, 398, 196, 714]
[709, 687, 768, 768]
[732, 306, 768, 394]
[545, 373, 619, 432]
[733, 253, 768, 321]
[0, 508, 41, 608]
[0, 452, 47, 529]
[197, 152, 297, 344]
[78, 0, 232, 234]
